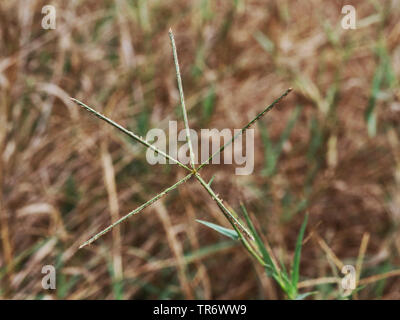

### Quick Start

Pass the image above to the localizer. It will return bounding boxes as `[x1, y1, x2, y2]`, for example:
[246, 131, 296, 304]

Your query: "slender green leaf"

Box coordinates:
[291, 214, 309, 289]
[207, 174, 215, 186]
[202, 86, 216, 121]
[365, 42, 396, 138]
[365, 65, 383, 137]
[240, 204, 276, 275]
[195, 173, 254, 240]
[196, 219, 239, 240]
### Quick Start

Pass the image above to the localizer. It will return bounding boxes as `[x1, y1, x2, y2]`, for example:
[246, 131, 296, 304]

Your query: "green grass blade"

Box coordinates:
[240, 203, 277, 274]
[196, 219, 239, 240]
[278, 269, 293, 295]
[207, 174, 215, 186]
[258, 121, 276, 176]
[364, 42, 395, 138]
[195, 173, 254, 241]
[291, 213, 309, 289]
[202, 86, 216, 122]
[79, 173, 193, 248]
[307, 116, 323, 160]
[365, 64, 383, 137]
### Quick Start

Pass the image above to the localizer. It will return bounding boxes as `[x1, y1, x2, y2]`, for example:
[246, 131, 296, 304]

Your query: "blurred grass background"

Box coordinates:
[0, 0, 400, 299]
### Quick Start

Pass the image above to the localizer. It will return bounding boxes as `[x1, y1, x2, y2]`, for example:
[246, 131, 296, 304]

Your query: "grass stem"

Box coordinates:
[79, 173, 194, 248]
[194, 173, 254, 241]
[169, 29, 196, 170]
[70, 97, 191, 172]
[197, 88, 292, 172]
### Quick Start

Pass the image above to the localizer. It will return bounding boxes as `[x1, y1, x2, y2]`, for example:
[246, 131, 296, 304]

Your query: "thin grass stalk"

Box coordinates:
[194, 173, 254, 241]
[79, 173, 194, 248]
[70, 97, 191, 172]
[169, 29, 196, 169]
[197, 88, 292, 172]
[232, 223, 266, 267]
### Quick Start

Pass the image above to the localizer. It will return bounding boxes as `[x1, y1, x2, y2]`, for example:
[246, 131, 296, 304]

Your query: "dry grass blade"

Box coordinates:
[298, 277, 339, 288]
[100, 142, 123, 279]
[154, 202, 193, 298]
[356, 233, 370, 283]
[358, 269, 400, 286]
[314, 233, 344, 270]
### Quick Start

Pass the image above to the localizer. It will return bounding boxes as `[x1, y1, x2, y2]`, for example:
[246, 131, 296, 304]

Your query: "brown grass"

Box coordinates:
[0, 0, 400, 299]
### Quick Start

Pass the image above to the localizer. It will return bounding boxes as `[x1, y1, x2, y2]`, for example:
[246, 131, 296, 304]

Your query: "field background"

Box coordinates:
[1, 0, 400, 299]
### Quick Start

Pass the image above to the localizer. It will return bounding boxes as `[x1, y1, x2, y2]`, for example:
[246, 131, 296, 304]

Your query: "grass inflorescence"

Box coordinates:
[70, 30, 312, 298]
